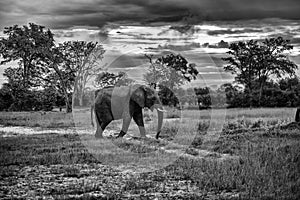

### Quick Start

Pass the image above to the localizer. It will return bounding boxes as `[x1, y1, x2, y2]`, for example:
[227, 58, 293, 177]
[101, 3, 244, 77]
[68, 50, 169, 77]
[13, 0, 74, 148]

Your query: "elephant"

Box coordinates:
[91, 84, 165, 139]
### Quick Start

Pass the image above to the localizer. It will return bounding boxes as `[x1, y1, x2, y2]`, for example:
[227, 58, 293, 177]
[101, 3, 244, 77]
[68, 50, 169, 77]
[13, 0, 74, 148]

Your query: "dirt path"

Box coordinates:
[0, 125, 238, 162]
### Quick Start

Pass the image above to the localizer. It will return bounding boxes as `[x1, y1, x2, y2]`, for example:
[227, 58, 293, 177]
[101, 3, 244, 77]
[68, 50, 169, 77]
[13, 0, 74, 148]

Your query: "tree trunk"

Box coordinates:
[79, 90, 84, 107]
[248, 88, 253, 109]
[295, 108, 300, 122]
[23, 63, 28, 88]
[65, 94, 72, 113]
[62, 86, 72, 113]
[52, 65, 72, 113]
[66, 98, 72, 113]
[258, 83, 263, 107]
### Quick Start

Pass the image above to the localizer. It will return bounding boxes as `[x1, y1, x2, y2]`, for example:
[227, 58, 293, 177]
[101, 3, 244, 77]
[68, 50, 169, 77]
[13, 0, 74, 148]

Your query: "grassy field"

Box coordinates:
[0, 108, 300, 199]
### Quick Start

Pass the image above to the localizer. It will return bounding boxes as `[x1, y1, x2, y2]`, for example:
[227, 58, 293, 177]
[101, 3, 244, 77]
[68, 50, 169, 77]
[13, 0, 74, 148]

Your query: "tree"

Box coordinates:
[194, 87, 211, 109]
[2, 67, 31, 110]
[222, 37, 298, 107]
[222, 40, 259, 107]
[94, 71, 134, 88]
[0, 23, 54, 88]
[279, 77, 300, 121]
[218, 83, 242, 107]
[158, 85, 179, 107]
[43, 41, 103, 112]
[70, 42, 105, 106]
[32, 87, 57, 111]
[0, 85, 13, 111]
[143, 53, 198, 90]
[43, 43, 75, 113]
[256, 37, 297, 106]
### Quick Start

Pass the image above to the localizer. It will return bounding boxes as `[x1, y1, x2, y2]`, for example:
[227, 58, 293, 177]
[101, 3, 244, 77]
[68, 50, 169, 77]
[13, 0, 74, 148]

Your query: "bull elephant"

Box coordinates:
[91, 84, 164, 139]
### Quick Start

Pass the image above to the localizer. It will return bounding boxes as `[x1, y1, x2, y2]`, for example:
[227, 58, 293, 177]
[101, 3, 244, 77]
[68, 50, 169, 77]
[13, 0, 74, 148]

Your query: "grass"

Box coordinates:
[0, 107, 300, 199]
[1, 128, 299, 199]
[0, 107, 296, 128]
[0, 111, 74, 128]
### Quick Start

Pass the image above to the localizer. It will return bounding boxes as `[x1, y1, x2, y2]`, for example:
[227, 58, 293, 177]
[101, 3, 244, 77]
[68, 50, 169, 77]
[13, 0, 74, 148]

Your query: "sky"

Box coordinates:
[1, 0, 300, 88]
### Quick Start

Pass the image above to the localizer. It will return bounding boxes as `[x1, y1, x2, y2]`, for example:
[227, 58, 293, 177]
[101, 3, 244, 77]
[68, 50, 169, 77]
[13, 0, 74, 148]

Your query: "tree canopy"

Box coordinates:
[0, 23, 102, 112]
[143, 53, 198, 90]
[222, 37, 298, 106]
[94, 71, 134, 88]
[0, 23, 55, 88]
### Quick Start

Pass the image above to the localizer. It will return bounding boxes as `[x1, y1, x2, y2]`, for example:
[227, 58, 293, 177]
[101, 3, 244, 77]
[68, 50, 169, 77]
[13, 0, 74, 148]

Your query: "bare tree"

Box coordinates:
[74, 45, 105, 106]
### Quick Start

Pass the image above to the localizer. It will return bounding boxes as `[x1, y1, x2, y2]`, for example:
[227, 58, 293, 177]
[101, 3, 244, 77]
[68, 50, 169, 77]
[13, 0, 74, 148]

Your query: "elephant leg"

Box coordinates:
[96, 121, 111, 138]
[133, 109, 146, 138]
[95, 119, 103, 138]
[95, 110, 112, 138]
[116, 115, 132, 138]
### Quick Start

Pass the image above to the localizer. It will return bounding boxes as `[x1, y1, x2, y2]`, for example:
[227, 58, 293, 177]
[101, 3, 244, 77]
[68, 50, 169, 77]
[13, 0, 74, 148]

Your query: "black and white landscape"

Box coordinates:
[0, 0, 300, 199]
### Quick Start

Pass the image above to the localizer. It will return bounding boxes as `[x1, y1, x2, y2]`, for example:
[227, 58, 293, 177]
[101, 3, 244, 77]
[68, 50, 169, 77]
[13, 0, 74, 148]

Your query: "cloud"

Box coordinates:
[89, 30, 109, 42]
[54, 31, 75, 38]
[1, 0, 300, 30]
[207, 28, 263, 36]
[156, 42, 201, 51]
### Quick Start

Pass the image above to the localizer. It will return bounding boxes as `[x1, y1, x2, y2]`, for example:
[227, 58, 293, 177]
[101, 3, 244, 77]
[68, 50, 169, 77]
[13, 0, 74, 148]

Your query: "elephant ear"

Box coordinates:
[131, 86, 145, 108]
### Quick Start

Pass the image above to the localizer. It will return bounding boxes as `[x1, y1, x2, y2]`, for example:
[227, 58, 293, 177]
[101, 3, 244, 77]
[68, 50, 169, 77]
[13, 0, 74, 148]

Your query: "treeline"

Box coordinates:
[187, 77, 300, 109]
[0, 23, 105, 112]
[0, 23, 199, 112]
[0, 22, 298, 112]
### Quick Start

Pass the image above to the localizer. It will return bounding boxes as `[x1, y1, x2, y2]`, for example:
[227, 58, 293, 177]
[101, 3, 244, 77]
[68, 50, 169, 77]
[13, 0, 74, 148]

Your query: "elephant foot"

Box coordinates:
[116, 130, 127, 138]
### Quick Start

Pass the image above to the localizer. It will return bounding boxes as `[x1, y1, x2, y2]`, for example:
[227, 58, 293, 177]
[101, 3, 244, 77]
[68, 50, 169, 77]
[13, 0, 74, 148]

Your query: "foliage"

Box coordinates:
[180, 75, 300, 109]
[1, 67, 36, 111]
[0, 23, 55, 88]
[143, 53, 198, 90]
[44, 41, 101, 112]
[0, 85, 13, 111]
[222, 37, 298, 106]
[70, 42, 105, 106]
[194, 87, 211, 109]
[94, 71, 134, 88]
[0, 23, 103, 112]
[158, 85, 179, 107]
[144, 54, 198, 108]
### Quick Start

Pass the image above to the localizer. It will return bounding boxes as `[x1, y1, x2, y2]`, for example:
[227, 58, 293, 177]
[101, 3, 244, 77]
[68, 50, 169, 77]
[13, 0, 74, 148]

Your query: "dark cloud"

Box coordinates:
[291, 38, 300, 45]
[156, 42, 201, 51]
[207, 28, 264, 36]
[0, 0, 300, 29]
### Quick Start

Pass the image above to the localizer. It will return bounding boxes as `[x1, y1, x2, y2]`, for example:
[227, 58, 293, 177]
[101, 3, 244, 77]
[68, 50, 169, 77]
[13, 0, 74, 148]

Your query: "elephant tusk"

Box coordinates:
[156, 108, 167, 113]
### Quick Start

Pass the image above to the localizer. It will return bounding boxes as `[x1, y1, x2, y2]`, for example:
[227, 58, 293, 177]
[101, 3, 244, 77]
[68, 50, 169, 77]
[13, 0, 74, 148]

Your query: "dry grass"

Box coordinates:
[0, 107, 300, 199]
[0, 111, 74, 128]
[0, 107, 296, 128]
